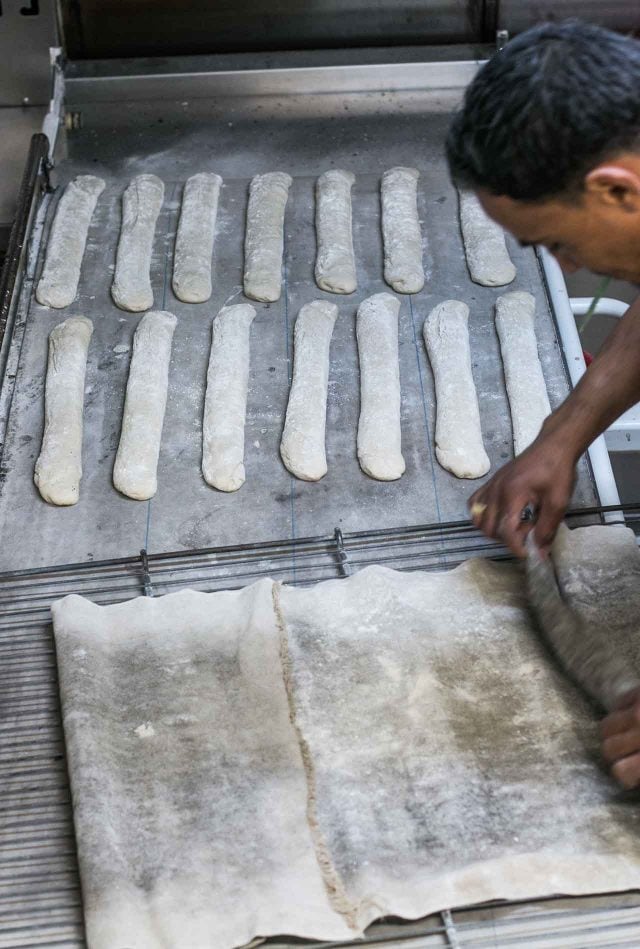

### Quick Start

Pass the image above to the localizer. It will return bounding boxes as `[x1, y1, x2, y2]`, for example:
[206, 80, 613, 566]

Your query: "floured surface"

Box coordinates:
[496, 290, 551, 455]
[459, 189, 516, 287]
[423, 299, 489, 479]
[35, 176, 105, 309]
[0, 152, 596, 568]
[52, 581, 352, 949]
[381, 166, 424, 293]
[278, 526, 640, 929]
[53, 526, 640, 946]
[314, 169, 357, 293]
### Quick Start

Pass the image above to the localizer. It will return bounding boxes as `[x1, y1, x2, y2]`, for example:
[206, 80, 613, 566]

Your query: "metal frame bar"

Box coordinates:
[0, 132, 49, 356]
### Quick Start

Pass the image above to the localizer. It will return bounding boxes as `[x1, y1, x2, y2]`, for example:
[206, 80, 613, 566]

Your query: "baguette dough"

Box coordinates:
[496, 291, 551, 455]
[34, 316, 93, 505]
[280, 300, 338, 481]
[111, 174, 164, 312]
[459, 190, 516, 287]
[423, 300, 490, 478]
[172, 172, 222, 303]
[202, 304, 256, 492]
[113, 310, 177, 500]
[243, 172, 292, 302]
[381, 166, 425, 294]
[314, 170, 357, 294]
[356, 292, 405, 480]
[36, 176, 105, 308]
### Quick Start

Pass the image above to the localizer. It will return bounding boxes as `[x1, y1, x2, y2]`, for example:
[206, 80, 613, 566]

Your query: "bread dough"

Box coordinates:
[202, 303, 256, 492]
[356, 292, 405, 480]
[243, 172, 292, 302]
[423, 300, 490, 479]
[113, 310, 176, 500]
[111, 175, 164, 312]
[381, 166, 425, 294]
[459, 189, 516, 287]
[280, 300, 338, 481]
[51, 525, 640, 947]
[51, 581, 352, 949]
[496, 291, 551, 455]
[172, 173, 222, 303]
[34, 316, 93, 506]
[314, 170, 357, 294]
[36, 176, 105, 309]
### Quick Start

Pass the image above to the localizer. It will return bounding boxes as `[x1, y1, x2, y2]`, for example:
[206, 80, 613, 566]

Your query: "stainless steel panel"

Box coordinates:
[58, 0, 477, 60]
[65, 58, 483, 104]
[500, 0, 640, 35]
[0, 0, 58, 106]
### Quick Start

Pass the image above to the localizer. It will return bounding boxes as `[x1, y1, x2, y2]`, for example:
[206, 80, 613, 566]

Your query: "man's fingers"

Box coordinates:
[612, 752, 640, 790]
[533, 497, 566, 553]
[497, 495, 536, 558]
[602, 728, 640, 764]
[601, 704, 640, 739]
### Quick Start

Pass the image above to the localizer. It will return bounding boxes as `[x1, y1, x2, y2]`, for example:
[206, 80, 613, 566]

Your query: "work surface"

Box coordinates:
[51, 524, 640, 948]
[0, 86, 596, 570]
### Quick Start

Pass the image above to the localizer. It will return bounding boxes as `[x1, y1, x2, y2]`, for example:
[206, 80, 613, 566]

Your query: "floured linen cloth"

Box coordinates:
[51, 526, 640, 949]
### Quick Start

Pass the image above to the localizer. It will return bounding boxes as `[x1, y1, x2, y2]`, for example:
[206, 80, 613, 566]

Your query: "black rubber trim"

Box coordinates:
[0, 132, 50, 349]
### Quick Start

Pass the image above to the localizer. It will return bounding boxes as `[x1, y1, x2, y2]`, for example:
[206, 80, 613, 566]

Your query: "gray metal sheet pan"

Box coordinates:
[0, 89, 595, 570]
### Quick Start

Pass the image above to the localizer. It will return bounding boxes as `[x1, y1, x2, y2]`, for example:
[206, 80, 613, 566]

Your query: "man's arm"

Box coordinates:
[470, 294, 640, 556]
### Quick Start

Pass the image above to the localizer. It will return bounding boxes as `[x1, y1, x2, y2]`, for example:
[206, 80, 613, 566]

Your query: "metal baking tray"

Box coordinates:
[0, 66, 596, 571]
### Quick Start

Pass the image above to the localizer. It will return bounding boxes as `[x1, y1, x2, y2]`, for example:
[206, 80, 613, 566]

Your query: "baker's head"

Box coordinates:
[446, 20, 640, 282]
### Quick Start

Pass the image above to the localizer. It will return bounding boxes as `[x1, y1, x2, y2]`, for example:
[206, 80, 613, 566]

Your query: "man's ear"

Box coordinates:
[584, 163, 640, 210]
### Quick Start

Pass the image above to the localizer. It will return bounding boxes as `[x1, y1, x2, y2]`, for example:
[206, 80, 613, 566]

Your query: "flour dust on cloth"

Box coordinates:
[52, 526, 640, 948]
[51, 581, 352, 949]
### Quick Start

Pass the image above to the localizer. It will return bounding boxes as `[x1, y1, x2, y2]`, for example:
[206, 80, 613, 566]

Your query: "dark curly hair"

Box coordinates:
[446, 20, 640, 202]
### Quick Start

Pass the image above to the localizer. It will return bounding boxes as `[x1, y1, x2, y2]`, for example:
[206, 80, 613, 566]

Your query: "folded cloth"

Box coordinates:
[52, 526, 640, 948]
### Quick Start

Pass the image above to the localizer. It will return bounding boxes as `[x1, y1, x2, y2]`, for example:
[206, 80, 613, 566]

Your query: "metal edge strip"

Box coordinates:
[64, 59, 482, 104]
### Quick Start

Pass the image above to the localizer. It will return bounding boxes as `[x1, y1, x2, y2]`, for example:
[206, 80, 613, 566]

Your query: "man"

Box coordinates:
[446, 19, 640, 788]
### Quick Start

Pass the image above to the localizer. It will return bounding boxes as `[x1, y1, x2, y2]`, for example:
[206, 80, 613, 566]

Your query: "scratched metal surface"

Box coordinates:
[0, 89, 596, 569]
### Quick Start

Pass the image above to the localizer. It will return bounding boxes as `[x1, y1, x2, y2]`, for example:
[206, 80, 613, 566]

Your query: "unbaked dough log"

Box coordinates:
[113, 310, 176, 500]
[280, 300, 338, 481]
[314, 170, 357, 294]
[459, 190, 516, 287]
[34, 316, 93, 505]
[111, 174, 164, 312]
[243, 172, 292, 302]
[496, 291, 551, 455]
[172, 172, 222, 303]
[356, 292, 405, 480]
[36, 176, 105, 308]
[423, 300, 490, 479]
[381, 166, 425, 294]
[202, 303, 256, 492]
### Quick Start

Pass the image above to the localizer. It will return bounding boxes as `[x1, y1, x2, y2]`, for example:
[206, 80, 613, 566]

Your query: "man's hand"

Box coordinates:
[601, 688, 640, 789]
[469, 427, 577, 557]
[469, 293, 640, 557]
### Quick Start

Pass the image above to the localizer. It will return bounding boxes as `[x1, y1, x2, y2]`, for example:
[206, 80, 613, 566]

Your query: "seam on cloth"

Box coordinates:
[271, 581, 361, 931]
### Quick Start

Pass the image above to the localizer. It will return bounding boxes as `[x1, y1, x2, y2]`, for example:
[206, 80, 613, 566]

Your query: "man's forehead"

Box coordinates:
[476, 189, 559, 240]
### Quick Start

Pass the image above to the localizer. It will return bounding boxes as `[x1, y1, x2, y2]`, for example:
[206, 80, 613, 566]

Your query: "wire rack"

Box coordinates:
[3, 506, 640, 948]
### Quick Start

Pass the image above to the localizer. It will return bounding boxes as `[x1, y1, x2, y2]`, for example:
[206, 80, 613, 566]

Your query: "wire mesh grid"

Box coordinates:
[2, 509, 640, 947]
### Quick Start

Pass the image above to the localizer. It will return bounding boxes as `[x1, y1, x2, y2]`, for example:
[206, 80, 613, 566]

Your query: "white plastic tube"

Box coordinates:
[539, 248, 623, 522]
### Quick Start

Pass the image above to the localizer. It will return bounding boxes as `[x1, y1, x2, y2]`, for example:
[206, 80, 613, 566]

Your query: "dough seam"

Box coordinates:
[272, 582, 361, 930]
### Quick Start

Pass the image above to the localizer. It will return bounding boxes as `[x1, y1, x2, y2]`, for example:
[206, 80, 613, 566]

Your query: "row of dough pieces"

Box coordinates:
[35, 290, 548, 506]
[35, 171, 517, 312]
